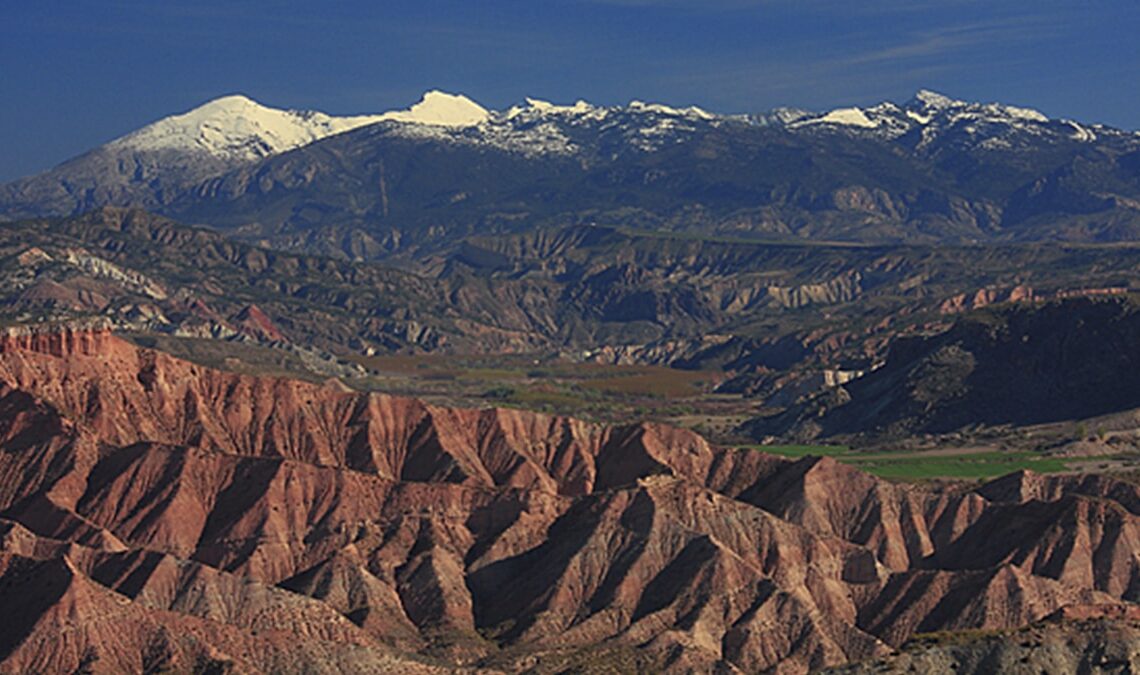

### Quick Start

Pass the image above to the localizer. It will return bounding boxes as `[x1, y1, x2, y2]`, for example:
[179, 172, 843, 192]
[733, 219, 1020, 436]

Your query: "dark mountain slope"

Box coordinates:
[755, 296, 1140, 439]
[4, 92, 1139, 253]
[169, 114, 1140, 255]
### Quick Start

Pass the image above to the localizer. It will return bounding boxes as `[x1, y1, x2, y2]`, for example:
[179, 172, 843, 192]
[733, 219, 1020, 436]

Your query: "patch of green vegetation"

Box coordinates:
[456, 367, 520, 382]
[482, 385, 517, 401]
[745, 445, 1069, 481]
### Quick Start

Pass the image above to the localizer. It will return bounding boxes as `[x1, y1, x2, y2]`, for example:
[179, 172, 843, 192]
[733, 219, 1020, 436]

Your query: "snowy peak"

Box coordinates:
[906, 89, 1049, 124]
[790, 107, 878, 129]
[497, 95, 726, 126]
[187, 94, 260, 114]
[628, 100, 716, 121]
[755, 107, 813, 127]
[911, 89, 961, 110]
[387, 94, 734, 157]
[107, 90, 494, 163]
[774, 89, 1076, 148]
[109, 94, 387, 161]
[524, 97, 592, 112]
[509, 97, 600, 118]
[377, 90, 490, 127]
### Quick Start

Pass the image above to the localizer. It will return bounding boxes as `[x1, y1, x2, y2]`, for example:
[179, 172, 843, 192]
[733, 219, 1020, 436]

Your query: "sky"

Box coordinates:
[2, 0, 1138, 182]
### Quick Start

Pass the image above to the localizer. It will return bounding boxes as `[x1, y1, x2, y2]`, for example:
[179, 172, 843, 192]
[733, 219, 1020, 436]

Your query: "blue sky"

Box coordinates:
[2, 0, 1137, 181]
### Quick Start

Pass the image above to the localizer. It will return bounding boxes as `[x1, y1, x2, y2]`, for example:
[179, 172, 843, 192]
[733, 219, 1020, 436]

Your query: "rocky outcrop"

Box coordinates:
[0, 326, 1137, 672]
[767, 270, 863, 309]
[938, 285, 1033, 314]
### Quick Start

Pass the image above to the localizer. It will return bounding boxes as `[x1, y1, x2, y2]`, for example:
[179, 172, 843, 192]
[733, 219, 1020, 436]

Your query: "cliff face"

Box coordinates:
[0, 326, 1137, 673]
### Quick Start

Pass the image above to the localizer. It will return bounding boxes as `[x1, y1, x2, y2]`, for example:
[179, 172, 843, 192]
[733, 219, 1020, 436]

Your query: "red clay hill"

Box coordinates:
[0, 323, 1137, 673]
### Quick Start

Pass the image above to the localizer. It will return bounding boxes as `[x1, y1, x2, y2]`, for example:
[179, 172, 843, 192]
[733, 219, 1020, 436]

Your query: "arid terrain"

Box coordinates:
[0, 324, 1138, 673]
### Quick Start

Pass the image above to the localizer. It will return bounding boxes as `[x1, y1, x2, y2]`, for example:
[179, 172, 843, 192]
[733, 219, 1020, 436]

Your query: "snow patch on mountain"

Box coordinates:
[755, 108, 813, 126]
[913, 89, 960, 109]
[999, 105, 1049, 123]
[907, 90, 1050, 126]
[792, 107, 877, 129]
[109, 95, 388, 160]
[377, 90, 489, 127]
[510, 98, 597, 117]
[906, 110, 932, 125]
[629, 100, 716, 121]
[386, 94, 731, 156]
[1066, 121, 1097, 143]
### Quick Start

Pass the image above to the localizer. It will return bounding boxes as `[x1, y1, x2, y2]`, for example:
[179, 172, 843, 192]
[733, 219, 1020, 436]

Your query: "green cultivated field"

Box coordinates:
[756, 445, 1070, 480]
[851, 451, 1069, 480]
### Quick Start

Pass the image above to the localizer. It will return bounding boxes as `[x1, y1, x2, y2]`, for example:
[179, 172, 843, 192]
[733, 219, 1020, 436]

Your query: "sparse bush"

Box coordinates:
[483, 386, 516, 400]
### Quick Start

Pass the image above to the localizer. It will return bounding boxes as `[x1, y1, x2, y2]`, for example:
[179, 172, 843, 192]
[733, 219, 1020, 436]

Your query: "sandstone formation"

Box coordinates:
[0, 324, 1137, 672]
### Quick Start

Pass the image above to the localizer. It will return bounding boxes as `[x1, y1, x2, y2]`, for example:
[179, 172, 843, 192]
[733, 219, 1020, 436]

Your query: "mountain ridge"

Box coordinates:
[44, 87, 1140, 165]
[4, 87, 1138, 251]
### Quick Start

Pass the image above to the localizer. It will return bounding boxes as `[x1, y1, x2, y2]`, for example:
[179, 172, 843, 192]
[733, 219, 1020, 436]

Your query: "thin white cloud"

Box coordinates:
[639, 13, 1072, 113]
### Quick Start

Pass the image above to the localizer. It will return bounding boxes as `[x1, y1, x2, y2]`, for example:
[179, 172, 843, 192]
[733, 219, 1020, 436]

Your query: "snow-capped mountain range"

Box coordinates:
[102, 88, 1129, 164]
[103, 89, 729, 162]
[3, 88, 1139, 248]
[772, 89, 1106, 149]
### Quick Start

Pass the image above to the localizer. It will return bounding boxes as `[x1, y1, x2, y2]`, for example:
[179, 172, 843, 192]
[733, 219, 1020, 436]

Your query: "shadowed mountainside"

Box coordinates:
[755, 295, 1140, 440]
